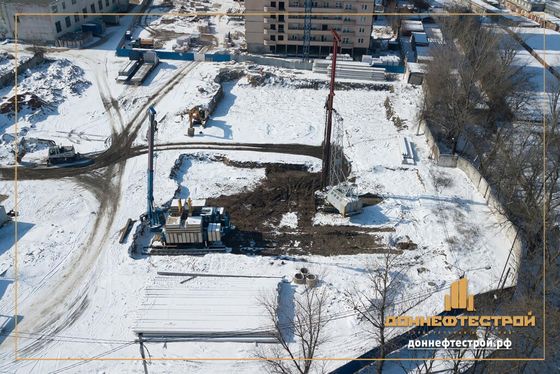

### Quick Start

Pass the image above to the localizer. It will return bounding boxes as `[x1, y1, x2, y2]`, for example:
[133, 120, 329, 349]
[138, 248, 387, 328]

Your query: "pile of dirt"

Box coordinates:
[207, 165, 389, 256]
[18, 59, 91, 104]
[0, 92, 52, 114]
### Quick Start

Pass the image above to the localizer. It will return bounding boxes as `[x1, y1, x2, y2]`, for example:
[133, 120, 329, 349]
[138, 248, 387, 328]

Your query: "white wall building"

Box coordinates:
[0, 0, 129, 43]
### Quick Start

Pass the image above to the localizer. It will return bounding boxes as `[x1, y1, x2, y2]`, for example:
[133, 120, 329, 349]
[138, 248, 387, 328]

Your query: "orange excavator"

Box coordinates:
[187, 106, 209, 137]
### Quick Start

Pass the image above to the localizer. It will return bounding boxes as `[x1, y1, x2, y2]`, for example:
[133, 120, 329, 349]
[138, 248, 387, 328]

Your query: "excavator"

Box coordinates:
[187, 106, 209, 137]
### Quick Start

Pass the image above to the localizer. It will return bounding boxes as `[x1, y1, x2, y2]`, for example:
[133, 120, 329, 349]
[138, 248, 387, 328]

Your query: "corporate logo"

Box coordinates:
[444, 278, 475, 312]
[386, 277, 535, 328]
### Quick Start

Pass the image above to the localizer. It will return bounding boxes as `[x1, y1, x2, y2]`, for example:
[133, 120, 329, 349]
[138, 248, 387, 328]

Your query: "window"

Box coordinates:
[358, 38, 364, 43]
[91, 4, 96, 13]
[335, 2, 342, 8]
[271, 35, 276, 41]
[271, 24, 276, 30]
[62, 2, 66, 10]
[271, 1, 276, 6]
[278, 35, 284, 41]
[55, 21, 62, 33]
[74, 14, 80, 22]
[344, 3, 352, 9]
[361, 4, 368, 10]
[72, 0, 77, 4]
[278, 14, 285, 22]
[360, 16, 366, 22]
[83, 7, 88, 18]
[65, 16, 71, 28]
[342, 37, 349, 43]
[98, 0, 103, 10]
[52, 5, 58, 13]
[106, 0, 110, 6]
[359, 27, 364, 33]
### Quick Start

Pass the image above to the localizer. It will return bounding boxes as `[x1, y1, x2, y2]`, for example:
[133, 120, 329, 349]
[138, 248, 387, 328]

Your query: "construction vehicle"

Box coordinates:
[148, 198, 231, 255]
[187, 105, 209, 136]
[47, 145, 78, 166]
[132, 38, 155, 49]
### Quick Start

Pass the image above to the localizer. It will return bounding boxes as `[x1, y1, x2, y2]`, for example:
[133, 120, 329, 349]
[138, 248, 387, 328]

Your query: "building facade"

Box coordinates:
[0, 0, 128, 43]
[245, 0, 376, 57]
[504, 0, 545, 12]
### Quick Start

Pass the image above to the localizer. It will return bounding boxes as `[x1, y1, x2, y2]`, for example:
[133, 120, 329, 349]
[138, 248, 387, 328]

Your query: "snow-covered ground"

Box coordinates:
[0, 20, 519, 373]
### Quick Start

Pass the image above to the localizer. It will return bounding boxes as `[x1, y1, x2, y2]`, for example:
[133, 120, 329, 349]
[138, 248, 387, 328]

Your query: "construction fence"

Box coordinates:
[420, 120, 524, 284]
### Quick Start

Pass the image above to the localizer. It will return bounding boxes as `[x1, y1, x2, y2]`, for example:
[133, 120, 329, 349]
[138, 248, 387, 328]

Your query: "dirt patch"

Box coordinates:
[207, 165, 388, 256]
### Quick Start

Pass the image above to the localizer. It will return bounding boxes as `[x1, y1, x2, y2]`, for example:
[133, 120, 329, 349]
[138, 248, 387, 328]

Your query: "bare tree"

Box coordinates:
[257, 284, 331, 374]
[346, 253, 428, 374]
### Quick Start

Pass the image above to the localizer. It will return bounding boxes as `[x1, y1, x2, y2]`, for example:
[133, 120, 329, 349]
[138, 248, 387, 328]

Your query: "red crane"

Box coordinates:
[321, 30, 341, 188]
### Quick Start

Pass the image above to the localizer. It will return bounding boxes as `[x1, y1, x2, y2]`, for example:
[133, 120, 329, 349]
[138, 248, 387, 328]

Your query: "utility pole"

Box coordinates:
[147, 106, 158, 228]
[321, 30, 341, 189]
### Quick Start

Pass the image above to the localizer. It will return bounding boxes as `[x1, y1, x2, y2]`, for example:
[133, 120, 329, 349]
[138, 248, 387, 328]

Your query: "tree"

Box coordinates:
[257, 284, 331, 374]
[346, 253, 428, 373]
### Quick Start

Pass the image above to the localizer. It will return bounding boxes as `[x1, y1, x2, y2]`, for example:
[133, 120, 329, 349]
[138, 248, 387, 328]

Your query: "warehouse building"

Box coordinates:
[0, 0, 129, 43]
[245, 0, 379, 57]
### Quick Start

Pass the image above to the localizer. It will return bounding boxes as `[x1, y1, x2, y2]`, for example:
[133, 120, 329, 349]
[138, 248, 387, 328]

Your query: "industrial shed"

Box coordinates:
[133, 274, 283, 342]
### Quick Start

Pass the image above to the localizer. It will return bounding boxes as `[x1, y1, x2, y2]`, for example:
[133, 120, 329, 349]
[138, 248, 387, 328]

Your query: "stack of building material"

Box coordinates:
[133, 275, 282, 342]
[313, 60, 385, 81]
[207, 223, 221, 242]
[163, 216, 185, 244]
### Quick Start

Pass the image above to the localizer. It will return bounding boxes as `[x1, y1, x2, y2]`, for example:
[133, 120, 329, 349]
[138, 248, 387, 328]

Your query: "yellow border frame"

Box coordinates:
[11, 8, 547, 364]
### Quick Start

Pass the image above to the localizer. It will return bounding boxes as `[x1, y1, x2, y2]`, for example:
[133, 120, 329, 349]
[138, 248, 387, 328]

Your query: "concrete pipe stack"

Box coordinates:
[292, 268, 318, 287]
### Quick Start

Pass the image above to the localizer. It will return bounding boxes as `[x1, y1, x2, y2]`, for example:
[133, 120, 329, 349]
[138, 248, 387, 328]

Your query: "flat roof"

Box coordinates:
[133, 275, 283, 342]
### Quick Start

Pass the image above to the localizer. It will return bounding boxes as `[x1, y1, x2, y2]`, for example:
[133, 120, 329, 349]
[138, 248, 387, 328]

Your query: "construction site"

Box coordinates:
[0, 0, 552, 373]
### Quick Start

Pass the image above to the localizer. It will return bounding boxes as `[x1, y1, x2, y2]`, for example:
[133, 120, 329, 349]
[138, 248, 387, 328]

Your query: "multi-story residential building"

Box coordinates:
[0, 0, 129, 43]
[504, 0, 545, 12]
[546, 1, 560, 18]
[245, 0, 376, 57]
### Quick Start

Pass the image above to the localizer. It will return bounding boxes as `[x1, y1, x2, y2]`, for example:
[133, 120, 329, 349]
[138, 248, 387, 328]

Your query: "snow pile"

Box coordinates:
[18, 59, 91, 104]
[279, 212, 298, 229]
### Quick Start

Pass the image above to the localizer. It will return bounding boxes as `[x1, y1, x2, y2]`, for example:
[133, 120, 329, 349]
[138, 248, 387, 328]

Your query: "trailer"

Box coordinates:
[117, 59, 142, 82]
[128, 51, 159, 86]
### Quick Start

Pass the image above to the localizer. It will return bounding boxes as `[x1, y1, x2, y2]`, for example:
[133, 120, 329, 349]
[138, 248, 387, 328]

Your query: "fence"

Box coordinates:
[232, 54, 314, 70]
[116, 47, 231, 62]
[419, 120, 524, 284]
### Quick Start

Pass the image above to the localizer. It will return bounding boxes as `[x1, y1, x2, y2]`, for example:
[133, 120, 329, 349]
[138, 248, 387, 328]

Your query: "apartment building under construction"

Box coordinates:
[245, 0, 379, 57]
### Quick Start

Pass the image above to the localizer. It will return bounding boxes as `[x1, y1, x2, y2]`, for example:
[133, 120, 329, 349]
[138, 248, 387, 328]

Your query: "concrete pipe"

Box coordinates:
[306, 273, 317, 288]
[300, 267, 309, 275]
[293, 272, 305, 285]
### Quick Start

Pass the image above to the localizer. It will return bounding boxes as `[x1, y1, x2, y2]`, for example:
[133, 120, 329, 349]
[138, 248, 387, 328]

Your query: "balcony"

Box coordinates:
[264, 28, 277, 35]
[264, 39, 277, 46]
[263, 17, 274, 24]
[263, 6, 277, 12]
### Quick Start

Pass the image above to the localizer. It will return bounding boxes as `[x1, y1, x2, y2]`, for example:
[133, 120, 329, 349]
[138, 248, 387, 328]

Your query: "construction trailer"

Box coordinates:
[326, 185, 363, 217]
